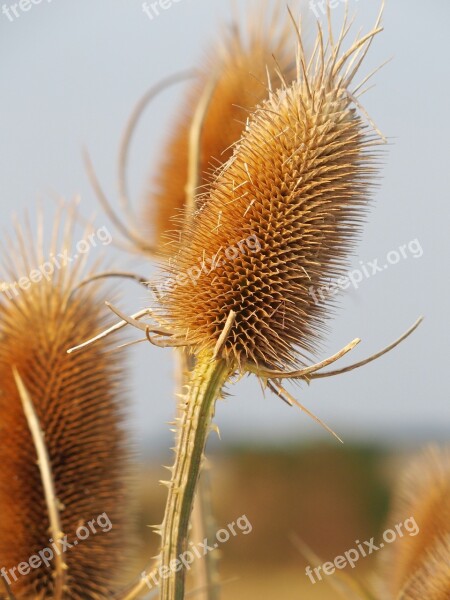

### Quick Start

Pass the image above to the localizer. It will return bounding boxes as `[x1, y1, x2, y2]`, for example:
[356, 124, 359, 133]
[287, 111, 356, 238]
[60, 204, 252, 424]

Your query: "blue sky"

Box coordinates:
[1, 0, 448, 455]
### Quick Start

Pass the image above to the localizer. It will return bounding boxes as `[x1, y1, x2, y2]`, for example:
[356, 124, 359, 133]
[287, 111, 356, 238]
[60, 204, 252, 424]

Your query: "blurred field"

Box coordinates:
[219, 566, 354, 600]
[131, 442, 402, 598]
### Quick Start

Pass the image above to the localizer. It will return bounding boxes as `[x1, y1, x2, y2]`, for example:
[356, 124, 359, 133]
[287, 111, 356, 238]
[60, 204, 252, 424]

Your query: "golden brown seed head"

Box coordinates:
[146, 7, 295, 252]
[156, 16, 383, 370]
[379, 447, 450, 600]
[0, 216, 131, 598]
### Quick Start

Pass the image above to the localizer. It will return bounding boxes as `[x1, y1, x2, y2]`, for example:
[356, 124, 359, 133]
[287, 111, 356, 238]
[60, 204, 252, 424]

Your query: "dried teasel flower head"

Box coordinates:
[146, 2, 296, 253]
[378, 446, 450, 600]
[0, 209, 132, 599]
[153, 7, 386, 372]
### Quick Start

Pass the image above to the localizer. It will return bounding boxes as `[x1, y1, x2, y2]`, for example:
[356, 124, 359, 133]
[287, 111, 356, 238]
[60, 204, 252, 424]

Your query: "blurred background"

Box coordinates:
[1, 0, 448, 598]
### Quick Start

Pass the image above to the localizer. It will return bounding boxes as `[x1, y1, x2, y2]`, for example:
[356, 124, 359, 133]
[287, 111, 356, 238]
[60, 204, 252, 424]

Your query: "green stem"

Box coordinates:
[176, 350, 220, 600]
[115, 352, 229, 600]
[160, 352, 231, 600]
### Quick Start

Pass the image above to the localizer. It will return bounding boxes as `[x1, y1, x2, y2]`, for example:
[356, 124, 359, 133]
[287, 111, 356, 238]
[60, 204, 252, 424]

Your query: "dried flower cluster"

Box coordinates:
[0, 217, 130, 598]
[156, 13, 383, 371]
[379, 447, 450, 600]
[0, 3, 429, 600]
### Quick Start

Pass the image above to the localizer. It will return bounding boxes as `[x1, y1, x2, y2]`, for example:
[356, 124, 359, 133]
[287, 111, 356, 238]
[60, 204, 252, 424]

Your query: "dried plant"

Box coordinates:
[4, 3, 425, 600]
[78, 7, 298, 599]
[157, 15, 384, 370]
[0, 211, 131, 599]
[378, 446, 450, 599]
[96, 6, 419, 599]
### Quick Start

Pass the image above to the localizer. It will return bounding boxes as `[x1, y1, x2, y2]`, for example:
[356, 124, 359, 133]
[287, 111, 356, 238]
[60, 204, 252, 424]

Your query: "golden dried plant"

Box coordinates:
[378, 446, 450, 600]
[0, 211, 131, 599]
[71, 6, 421, 600]
[156, 10, 385, 371]
[117, 7, 422, 600]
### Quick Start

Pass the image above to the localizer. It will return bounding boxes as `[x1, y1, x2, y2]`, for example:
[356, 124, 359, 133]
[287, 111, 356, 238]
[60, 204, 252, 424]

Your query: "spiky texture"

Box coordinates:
[146, 4, 295, 251]
[398, 539, 450, 600]
[378, 447, 450, 600]
[156, 15, 383, 371]
[0, 214, 131, 598]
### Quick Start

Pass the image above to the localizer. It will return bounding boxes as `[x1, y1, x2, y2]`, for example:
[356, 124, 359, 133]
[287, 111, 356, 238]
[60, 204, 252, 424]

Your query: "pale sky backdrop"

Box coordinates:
[1, 0, 448, 457]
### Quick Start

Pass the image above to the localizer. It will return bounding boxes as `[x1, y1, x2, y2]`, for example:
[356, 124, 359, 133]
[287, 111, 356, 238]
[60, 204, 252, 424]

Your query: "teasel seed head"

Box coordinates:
[156, 10, 385, 371]
[146, 4, 295, 253]
[0, 211, 131, 598]
[379, 446, 450, 599]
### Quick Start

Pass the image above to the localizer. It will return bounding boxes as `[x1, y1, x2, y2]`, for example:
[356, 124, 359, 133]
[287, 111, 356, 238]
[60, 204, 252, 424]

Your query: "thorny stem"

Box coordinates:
[117, 353, 231, 600]
[177, 352, 221, 600]
[159, 352, 232, 600]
